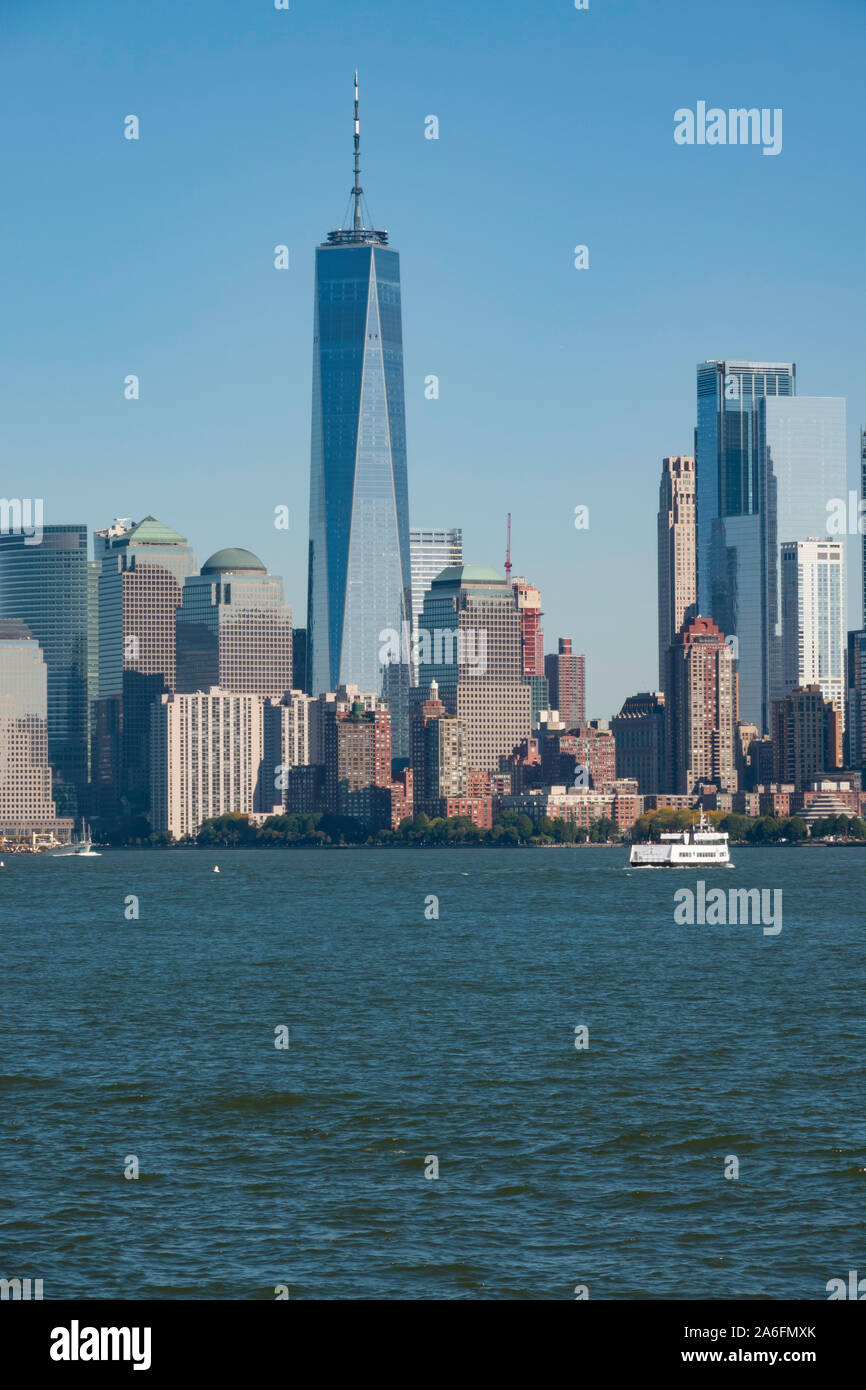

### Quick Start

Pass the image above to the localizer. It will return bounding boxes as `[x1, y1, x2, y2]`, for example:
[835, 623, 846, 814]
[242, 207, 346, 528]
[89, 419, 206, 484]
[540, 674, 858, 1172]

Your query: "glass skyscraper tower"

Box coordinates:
[696, 360, 795, 731]
[306, 76, 412, 748]
[0, 524, 89, 816]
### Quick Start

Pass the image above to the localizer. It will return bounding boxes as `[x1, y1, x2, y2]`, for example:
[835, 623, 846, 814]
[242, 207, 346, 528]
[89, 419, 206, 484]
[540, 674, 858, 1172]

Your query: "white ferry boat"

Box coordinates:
[629, 812, 730, 867]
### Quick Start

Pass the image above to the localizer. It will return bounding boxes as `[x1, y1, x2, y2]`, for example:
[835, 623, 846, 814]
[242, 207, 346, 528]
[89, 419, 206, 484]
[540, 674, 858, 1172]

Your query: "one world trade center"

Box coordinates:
[306, 75, 412, 748]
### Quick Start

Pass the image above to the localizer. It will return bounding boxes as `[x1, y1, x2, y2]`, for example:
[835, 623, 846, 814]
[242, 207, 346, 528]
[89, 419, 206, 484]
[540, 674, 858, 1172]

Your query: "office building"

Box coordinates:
[176, 548, 292, 697]
[410, 528, 463, 636]
[611, 692, 666, 794]
[772, 685, 841, 789]
[94, 516, 195, 815]
[416, 565, 530, 772]
[0, 620, 72, 839]
[306, 77, 412, 745]
[0, 525, 89, 816]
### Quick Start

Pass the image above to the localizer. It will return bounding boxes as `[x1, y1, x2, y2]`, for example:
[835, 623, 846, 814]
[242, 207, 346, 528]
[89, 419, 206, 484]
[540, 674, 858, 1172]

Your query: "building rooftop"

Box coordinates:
[126, 516, 188, 546]
[432, 564, 505, 587]
[0, 618, 36, 642]
[201, 547, 266, 574]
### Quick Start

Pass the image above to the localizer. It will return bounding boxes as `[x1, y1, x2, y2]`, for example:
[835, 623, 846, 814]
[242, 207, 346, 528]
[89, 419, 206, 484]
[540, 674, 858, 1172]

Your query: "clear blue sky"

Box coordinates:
[1, 0, 864, 717]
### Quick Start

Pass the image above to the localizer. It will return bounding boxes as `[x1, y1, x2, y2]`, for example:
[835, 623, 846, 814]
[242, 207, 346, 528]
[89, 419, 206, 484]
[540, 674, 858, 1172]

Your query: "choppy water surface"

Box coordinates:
[2, 846, 864, 1299]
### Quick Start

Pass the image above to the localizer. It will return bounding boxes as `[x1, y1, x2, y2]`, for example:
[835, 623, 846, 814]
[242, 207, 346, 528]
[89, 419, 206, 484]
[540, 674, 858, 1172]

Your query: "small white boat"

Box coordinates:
[629, 812, 730, 867]
[47, 824, 101, 858]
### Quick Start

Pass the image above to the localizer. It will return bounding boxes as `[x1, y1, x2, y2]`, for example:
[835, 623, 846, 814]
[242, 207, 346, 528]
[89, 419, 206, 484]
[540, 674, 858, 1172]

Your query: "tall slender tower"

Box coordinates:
[657, 456, 697, 690]
[306, 75, 412, 752]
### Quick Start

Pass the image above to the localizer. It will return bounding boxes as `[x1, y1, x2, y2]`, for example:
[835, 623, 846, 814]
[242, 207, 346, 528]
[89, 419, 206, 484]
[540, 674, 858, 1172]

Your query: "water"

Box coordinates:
[1, 846, 864, 1300]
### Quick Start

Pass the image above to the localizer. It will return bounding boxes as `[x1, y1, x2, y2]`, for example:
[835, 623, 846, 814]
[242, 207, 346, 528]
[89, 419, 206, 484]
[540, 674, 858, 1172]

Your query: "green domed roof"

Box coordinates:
[201, 547, 266, 574]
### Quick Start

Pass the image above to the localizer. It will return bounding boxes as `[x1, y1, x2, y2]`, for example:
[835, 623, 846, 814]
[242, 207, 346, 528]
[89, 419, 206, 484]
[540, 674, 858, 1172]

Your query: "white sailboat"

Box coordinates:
[48, 823, 101, 857]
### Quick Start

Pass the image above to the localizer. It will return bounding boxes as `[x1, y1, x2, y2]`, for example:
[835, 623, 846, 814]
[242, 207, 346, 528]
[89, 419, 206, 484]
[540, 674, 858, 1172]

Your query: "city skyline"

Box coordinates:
[2, 0, 864, 718]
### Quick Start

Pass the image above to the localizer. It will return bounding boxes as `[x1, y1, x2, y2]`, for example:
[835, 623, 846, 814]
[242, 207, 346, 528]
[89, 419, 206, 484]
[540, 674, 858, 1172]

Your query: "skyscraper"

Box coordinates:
[94, 516, 195, 815]
[544, 638, 585, 729]
[0, 619, 71, 839]
[861, 426, 866, 626]
[696, 359, 795, 730]
[410, 528, 463, 636]
[780, 539, 845, 724]
[657, 455, 697, 689]
[150, 690, 265, 839]
[0, 525, 89, 816]
[176, 548, 292, 697]
[761, 396, 846, 718]
[306, 76, 412, 748]
[416, 565, 530, 772]
[665, 615, 738, 794]
[772, 685, 841, 788]
[611, 692, 666, 794]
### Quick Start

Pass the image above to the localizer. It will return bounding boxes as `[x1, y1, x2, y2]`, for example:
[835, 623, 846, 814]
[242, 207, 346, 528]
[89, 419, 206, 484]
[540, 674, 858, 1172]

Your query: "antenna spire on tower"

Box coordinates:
[505, 513, 512, 583]
[352, 70, 363, 232]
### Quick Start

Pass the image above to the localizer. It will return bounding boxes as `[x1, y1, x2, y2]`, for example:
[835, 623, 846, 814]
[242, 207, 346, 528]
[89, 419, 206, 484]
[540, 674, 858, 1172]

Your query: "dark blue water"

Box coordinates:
[2, 846, 864, 1299]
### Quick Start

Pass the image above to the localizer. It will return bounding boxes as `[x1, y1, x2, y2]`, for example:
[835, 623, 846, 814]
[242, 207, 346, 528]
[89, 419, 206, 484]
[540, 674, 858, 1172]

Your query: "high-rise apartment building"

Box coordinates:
[306, 78, 412, 738]
[410, 528, 463, 635]
[0, 620, 72, 838]
[544, 637, 585, 730]
[657, 456, 697, 689]
[780, 539, 845, 724]
[665, 615, 738, 794]
[150, 689, 265, 840]
[176, 548, 292, 697]
[264, 690, 315, 812]
[94, 516, 195, 815]
[0, 525, 89, 816]
[416, 565, 530, 772]
[318, 685, 394, 826]
[411, 679, 467, 805]
[772, 685, 841, 789]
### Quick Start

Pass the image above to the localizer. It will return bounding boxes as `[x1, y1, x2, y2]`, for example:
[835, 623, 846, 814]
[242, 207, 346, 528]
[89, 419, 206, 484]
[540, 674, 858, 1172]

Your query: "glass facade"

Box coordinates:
[696, 361, 796, 731]
[0, 619, 59, 830]
[761, 398, 847, 716]
[307, 239, 412, 745]
[0, 525, 89, 815]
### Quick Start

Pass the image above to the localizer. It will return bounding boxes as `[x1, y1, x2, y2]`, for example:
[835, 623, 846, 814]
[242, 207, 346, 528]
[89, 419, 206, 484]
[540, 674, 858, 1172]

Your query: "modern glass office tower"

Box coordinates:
[306, 77, 412, 751]
[410, 528, 463, 634]
[762, 397, 846, 718]
[696, 360, 795, 732]
[0, 525, 89, 816]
